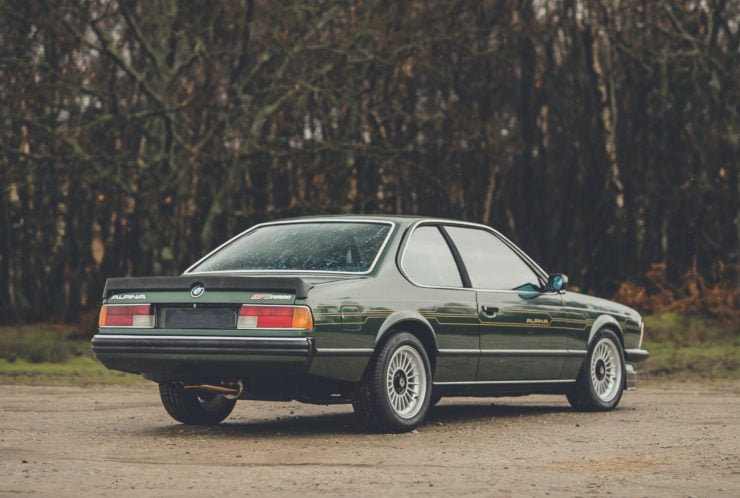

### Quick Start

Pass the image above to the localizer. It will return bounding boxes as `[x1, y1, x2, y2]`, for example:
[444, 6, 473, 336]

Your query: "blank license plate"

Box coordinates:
[164, 308, 237, 329]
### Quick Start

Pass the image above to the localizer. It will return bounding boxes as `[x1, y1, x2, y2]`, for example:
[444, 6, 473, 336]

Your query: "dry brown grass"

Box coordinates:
[613, 262, 739, 324]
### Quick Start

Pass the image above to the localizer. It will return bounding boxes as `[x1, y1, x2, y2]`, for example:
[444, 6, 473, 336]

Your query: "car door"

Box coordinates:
[399, 224, 479, 383]
[443, 225, 566, 382]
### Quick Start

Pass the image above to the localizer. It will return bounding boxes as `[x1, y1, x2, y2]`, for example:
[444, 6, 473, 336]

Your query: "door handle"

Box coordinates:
[481, 305, 499, 317]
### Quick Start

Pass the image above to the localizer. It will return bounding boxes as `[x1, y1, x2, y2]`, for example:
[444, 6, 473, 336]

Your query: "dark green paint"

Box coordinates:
[93, 216, 648, 399]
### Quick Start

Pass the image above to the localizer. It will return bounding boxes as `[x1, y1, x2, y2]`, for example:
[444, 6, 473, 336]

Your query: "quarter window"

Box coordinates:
[445, 226, 540, 290]
[402, 226, 463, 287]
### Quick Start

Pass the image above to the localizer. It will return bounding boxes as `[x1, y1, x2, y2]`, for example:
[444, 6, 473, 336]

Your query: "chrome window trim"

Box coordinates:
[184, 269, 370, 276]
[397, 219, 550, 292]
[184, 218, 396, 276]
[397, 223, 466, 289]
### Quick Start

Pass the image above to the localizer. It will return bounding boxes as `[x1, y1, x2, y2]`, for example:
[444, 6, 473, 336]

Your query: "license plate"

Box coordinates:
[164, 308, 237, 329]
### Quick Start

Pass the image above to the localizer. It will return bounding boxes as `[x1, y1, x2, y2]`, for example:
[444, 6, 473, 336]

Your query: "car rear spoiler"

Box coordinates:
[102, 276, 314, 299]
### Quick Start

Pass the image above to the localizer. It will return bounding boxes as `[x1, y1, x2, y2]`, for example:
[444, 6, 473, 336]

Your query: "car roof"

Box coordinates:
[261, 214, 487, 230]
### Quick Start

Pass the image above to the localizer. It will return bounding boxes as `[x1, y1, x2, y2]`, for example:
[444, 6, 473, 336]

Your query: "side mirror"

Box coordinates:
[547, 274, 568, 292]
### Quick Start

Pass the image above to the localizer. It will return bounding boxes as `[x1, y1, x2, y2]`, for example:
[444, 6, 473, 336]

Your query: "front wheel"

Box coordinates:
[159, 383, 237, 425]
[567, 329, 625, 411]
[352, 332, 432, 433]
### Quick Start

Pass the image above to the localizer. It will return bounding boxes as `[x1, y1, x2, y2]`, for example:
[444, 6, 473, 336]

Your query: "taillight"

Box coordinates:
[237, 305, 313, 330]
[99, 304, 155, 328]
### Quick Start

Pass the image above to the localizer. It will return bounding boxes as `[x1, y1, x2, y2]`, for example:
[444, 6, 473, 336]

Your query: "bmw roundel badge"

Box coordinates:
[190, 284, 205, 298]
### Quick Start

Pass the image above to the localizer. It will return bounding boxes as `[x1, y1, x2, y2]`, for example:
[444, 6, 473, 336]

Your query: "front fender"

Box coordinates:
[588, 314, 624, 346]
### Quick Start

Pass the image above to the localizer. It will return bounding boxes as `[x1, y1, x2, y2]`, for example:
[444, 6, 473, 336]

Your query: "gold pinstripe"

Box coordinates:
[314, 305, 596, 332]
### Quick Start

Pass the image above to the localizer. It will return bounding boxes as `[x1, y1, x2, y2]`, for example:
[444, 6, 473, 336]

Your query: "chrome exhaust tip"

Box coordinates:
[183, 380, 244, 399]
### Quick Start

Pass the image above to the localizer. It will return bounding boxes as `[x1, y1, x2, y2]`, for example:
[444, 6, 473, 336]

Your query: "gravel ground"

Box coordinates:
[1, 380, 738, 497]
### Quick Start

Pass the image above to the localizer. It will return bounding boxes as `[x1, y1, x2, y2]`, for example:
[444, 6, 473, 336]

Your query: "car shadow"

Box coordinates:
[143, 410, 363, 438]
[139, 400, 573, 438]
[426, 401, 572, 425]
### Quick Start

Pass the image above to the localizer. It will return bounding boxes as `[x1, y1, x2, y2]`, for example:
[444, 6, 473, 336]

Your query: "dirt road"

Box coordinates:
[1, 380, 738, 497]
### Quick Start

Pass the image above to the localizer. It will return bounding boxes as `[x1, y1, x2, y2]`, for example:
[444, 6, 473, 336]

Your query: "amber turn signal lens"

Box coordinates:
[98, 306, 108, 327]
[291, 306, 313, 330]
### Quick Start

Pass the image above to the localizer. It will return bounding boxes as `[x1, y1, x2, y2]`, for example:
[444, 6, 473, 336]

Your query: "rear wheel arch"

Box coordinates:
[375, 314, 438, 374]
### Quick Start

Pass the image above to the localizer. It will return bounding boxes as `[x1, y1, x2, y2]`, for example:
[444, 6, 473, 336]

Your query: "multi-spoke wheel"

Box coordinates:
[159, 383, 237, 425]
[385, 345, 427, 419]
[567, 329, 625, 411]
[353, 332, 432, 433]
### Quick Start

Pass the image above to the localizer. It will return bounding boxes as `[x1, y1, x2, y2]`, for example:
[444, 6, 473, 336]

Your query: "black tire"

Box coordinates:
[159, 383, 237, 425]
[352, 332, 432, 433]
[567, 329, 625, 411]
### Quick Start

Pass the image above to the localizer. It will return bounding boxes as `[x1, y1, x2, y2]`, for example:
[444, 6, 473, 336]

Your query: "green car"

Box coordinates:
[92, 216, 649, 433]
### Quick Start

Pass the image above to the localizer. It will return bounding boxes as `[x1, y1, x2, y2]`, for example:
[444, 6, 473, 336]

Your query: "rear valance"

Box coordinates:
[102, 276, 313, 299]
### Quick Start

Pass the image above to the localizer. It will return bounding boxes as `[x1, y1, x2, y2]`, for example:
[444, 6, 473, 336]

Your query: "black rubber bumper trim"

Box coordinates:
[91, 335, 313, 357]
[624, 348, 650, 362]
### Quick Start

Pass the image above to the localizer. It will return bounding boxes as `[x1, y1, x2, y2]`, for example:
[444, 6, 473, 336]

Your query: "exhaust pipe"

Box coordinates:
[183, 380, 243, 399]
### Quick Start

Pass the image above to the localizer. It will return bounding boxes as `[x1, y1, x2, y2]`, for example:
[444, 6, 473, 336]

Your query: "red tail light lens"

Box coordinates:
[99, 304, 155, 328]
[237, 305, 313, 330]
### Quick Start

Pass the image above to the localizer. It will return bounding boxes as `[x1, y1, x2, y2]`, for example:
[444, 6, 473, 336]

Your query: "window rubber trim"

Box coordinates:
[438, 225, 472, 288]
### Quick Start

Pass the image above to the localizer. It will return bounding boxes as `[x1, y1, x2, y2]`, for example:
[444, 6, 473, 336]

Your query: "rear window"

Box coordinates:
[189, 222, 393, 273]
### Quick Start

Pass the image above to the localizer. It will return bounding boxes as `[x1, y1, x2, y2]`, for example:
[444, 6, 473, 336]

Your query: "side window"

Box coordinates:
[445, 226, 540, 290]
[401, 226, 463, 288]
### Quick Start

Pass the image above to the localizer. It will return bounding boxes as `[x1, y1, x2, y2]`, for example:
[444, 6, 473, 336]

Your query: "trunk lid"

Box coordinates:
[101, 275, 313, 330]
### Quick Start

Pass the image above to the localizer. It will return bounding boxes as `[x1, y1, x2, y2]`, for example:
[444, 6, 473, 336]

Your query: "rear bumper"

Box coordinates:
[92, 334, 312, 356]
[91, 334, 313, 382]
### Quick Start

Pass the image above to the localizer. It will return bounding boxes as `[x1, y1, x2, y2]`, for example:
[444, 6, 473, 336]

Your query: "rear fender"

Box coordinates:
[375, 311, 438, 372]
[375, 311, 437, 347]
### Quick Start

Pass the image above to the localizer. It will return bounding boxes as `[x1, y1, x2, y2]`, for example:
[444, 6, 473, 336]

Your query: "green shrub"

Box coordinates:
[641, 313, 739, 379]
[0, 324, 87, 364]
[643, 312, 731, 346]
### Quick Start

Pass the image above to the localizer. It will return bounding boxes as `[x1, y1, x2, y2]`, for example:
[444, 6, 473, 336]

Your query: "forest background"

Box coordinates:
[0, 0, 737, 331]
